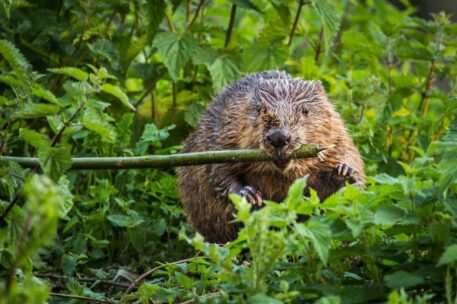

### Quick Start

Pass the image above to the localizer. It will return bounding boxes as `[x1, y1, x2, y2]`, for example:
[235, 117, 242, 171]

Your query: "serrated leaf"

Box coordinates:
[295, 218, 331, 265]
[175, 272, 193, 290]
[13, 103, 59, 119]
[82, 108, 117, 142]
[312, 0, 342, 55]
[31, 83, 58, 104]
[437, 244, 457, 266]
[384, 271, 424, 289]
[153, 32, 200, 81]
[184, 103, 206, 128]
[19, 129, 51, 150]
[145, 0, 166, 41]
[107, 214, 144, 228]
[140, 123, 176, 143]
[374, 205, 407, 225]
[396, 45, 433, 61]
[38, 145, 72, 181]
[284, 177, 307, 209]
[208, 55, 240, 91]
[0, 39, 32, 85]
[48, 67, 89, 82]
[243, 39, 289, 72]
[101, 83, 135, 111]
[56, 176, 74, 219]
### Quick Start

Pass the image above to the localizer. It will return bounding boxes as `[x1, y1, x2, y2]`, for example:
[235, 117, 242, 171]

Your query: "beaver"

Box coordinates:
[178, 70, 365, 243]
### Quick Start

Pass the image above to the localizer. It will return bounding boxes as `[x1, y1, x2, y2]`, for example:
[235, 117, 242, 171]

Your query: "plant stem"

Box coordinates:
[172, 81, 177, 108]
[35, 273, 130, 288]
[124, 255, 202, 294]
[314, 26, 324, 63]
[165, 11, 175, 32]
[51, 103, 85, 147]
[185, 0, 205, 33]
[288, 0, 305, 47]
[50, 292, 117, 303]
[1, 145, 326, 170]
[418, 60, 435, 117]
[224, 4, 237, 48]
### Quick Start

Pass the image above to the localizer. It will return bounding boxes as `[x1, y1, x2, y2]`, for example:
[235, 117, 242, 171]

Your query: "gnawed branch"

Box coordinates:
[1, 145, 326, 170]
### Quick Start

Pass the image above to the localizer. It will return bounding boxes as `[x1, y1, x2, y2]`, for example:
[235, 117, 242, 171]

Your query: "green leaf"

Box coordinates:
[396, 45, 433, 61]
[13, 103, 59, 119]
[144, 0, 166, 41]
[243, 39, 289, 72]
[175, 272, 194, 290]
[48, 67, 89, 82]
[56, 176, 74, 219]
[31, 83, 58, 104]
[312, 0, 342, 55]
[247, 293, 283, 304]
[82, 107, 117, 142]
[19, 129, 51, 150]
[374, 205, 407, 225]
[140, 123, 176, 144]
[234, 0, 261, 12]
[284, 177, 307, 209]
[384, 271, 424, 289]
[153, 32, 200, 81]
[208, 55, 240, 91]
[437, 244, 457, 266]
[295, 218, 331, 265]
[101, 83, 135, 111]
[0, 39, 32, 85]
[38, 145, 72, 181]
[107, 214, 144, 228]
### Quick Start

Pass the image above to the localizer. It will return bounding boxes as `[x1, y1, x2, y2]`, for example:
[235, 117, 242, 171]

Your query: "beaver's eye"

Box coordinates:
[255, 104, 265, 115]
[302, 106, 310, 116]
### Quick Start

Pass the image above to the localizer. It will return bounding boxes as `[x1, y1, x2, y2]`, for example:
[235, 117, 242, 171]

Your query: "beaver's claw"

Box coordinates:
[238, 186, 263, 207]
[334, 163, 358, 184]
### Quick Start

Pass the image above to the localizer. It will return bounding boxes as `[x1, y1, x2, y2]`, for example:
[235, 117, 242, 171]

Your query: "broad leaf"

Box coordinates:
[101, 83, 135, 111]
[153, 32, 200, 81]
[13, 103, 59, 119]
[48, 67, 89, 82]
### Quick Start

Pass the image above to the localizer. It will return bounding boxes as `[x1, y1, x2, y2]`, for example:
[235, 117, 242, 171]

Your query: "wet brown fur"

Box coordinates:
[178, 71, 365, 243]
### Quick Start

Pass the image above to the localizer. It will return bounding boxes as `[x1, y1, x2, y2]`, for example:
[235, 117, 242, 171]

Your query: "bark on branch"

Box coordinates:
[1, 145, 326, 170]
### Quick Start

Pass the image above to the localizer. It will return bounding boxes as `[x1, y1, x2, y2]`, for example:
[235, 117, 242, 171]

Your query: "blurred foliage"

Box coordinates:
[0, 0, 456, 303]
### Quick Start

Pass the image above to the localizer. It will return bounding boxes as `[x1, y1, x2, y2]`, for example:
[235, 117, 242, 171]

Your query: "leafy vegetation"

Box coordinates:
[0, 0, 456, 303]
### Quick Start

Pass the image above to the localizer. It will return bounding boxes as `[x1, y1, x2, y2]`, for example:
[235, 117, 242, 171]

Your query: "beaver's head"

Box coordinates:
[249, 78, 336, 171]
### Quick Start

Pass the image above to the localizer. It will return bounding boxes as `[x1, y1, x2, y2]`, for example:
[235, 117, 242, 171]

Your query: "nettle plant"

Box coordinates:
[0, 0, 456, 303]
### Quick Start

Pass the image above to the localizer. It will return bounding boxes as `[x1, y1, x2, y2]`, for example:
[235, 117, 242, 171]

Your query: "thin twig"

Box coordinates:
[172, 81, 177, 108]
[124, 255, 202, 295]
[224, 4, 237, 48]
[314, 26, 324, 63]
[35, 273, 131, 289]
[185, 0, 205, 33]
[165, 11, 175, 32]
[179, 292, 221, 304]
[1, 145, 326, 170]
[50, 292, 117, 303]
[51, 103, 85, 147]
[288, 0, 305, 46]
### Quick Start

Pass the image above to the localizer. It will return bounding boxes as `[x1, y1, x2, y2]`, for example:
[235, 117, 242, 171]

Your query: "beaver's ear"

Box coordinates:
[313, 80, 325, 95]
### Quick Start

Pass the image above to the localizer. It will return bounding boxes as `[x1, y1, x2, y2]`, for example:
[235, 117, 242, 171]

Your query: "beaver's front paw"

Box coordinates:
[238, 186, 263, 208]
[333, 163, 358, 184]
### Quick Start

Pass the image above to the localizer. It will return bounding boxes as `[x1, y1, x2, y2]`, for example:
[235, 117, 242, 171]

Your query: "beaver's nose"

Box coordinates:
[267, 129, 291, 148]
